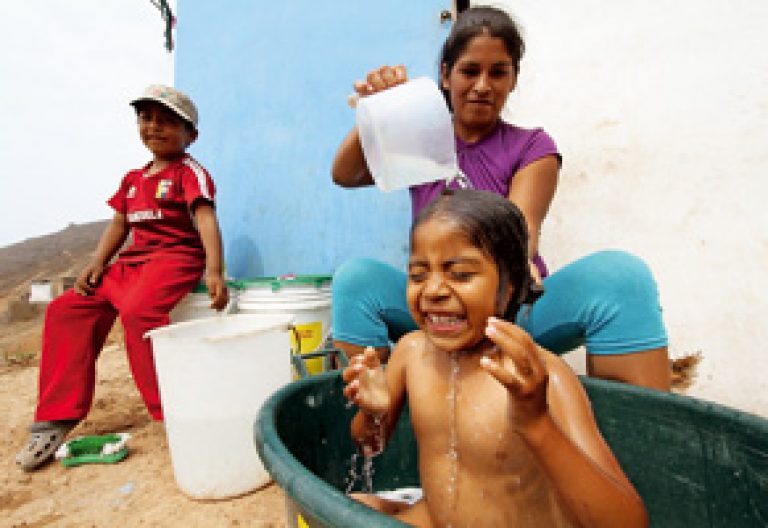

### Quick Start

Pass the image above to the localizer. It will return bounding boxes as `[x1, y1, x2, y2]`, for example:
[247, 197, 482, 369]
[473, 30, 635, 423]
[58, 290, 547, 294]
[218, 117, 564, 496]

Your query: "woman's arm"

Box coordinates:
[507, 155, 559, 260]
[193, 202, 229, 310]
[75, 213, 129, 295]
[510, 157, 671, 391]
[331, 127, 375, 187]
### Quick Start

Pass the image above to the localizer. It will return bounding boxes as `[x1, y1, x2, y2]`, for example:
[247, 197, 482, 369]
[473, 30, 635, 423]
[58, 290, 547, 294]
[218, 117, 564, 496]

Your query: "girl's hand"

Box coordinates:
[353, 65, 408, 98]
[342, 346, 390, 416]
[204, 272, 229, 310]
[74, 261, 105, 296]
[480, 317, 549, 428]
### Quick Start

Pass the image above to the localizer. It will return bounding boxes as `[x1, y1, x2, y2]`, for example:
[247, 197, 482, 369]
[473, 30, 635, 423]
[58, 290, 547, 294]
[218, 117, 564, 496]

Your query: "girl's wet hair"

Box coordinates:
[410, 189, 538, 320]
[439, 6, 525, 106]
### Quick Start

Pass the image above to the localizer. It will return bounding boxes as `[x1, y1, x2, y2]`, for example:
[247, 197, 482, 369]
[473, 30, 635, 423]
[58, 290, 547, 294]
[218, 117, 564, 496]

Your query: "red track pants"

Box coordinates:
[35, 257, 204, 422]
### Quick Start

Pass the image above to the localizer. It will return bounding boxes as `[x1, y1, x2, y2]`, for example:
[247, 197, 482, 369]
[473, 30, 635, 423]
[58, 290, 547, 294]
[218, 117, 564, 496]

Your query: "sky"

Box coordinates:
[0, 1, 175, 248]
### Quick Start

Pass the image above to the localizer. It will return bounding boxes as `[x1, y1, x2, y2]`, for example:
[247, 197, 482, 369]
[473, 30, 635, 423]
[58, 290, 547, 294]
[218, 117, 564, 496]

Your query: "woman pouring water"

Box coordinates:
[331, 6, 670, 390]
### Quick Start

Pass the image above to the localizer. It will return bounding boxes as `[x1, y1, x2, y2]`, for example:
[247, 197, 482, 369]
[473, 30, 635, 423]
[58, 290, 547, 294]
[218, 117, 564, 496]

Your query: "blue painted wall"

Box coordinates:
[175, 1, 452, 278]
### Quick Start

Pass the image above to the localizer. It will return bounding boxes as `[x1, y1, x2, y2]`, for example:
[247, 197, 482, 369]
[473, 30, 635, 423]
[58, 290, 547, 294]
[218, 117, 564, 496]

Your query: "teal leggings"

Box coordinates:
[331, 250, 667, 355]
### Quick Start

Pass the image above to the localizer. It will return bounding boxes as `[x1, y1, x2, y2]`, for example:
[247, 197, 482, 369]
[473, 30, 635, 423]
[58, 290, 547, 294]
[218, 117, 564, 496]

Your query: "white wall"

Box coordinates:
[490, 0, 768, 417]
[0, 1, 175, 248]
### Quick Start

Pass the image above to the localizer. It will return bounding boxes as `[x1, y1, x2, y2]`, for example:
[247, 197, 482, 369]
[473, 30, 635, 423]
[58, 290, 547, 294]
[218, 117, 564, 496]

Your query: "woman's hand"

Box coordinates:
[342, 346, 390, 416]
[354, 65, 408, 98]
[480, 317, 549, 429]
[74, 261, 106, 296]
[333, 65, 407, 185]
[528, 259, 542, 286]
[204, 272, 229, 310]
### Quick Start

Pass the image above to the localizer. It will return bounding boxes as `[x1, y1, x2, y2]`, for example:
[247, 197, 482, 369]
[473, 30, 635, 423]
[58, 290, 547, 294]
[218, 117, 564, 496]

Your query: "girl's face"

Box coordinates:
[137, 102, 197, 160]
[441, 33, 517, 142]
[407, 216, 513, 353]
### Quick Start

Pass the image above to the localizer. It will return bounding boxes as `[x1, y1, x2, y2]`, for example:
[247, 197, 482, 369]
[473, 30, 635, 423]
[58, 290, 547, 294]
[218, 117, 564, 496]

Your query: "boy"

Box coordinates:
[16, 85, 228, 471]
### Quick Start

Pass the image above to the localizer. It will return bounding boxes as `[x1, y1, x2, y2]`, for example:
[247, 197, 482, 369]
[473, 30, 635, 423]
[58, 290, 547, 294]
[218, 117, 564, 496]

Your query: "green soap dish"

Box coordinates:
[55, 433, 131, 467]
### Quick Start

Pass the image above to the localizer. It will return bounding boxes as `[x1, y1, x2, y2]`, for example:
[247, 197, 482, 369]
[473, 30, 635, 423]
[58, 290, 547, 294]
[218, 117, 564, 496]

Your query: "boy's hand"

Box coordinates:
[204, 272, 229, 310]
[74, 261, 106, 296]
[353, 64, 408, 98]
[480, 317, 549, 428]
[342, 347, 390, 416]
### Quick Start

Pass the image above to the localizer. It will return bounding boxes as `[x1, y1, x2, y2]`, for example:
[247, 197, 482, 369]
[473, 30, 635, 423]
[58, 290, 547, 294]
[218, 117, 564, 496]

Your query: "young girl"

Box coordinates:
[343, 190, 648, 528]
[332, 6, 670, 390]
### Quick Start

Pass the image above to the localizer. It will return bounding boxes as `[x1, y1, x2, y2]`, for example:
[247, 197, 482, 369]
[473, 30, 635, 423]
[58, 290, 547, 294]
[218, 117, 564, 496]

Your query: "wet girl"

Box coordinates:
[331, 6, 670, 390]
[343, 190, 648, 527]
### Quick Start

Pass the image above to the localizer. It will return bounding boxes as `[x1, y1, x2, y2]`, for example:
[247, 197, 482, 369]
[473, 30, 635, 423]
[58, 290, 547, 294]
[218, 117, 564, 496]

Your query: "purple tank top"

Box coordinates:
[409, 121, 560, 277]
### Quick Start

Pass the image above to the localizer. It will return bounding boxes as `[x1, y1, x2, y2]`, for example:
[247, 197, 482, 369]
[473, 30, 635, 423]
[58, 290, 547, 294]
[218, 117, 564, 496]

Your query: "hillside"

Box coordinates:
[0, 220, 109, 296]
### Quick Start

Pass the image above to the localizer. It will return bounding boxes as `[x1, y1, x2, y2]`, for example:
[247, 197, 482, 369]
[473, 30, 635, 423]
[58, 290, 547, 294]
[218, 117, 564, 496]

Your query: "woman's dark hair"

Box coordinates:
[410, 189, 537, 320]
[439, 6, 525, 107]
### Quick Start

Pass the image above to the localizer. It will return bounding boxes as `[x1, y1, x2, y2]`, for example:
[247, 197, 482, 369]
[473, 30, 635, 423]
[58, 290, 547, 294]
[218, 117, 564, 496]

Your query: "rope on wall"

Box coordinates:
[149, 0, 176, 52]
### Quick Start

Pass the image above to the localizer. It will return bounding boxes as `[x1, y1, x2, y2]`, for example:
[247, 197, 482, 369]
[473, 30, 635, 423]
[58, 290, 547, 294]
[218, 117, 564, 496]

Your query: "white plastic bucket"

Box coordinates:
[236, 276, 331, 376]
[147, 313, 294, 499]
[356, 76, 458, 192]
[169, 283, 238, 323]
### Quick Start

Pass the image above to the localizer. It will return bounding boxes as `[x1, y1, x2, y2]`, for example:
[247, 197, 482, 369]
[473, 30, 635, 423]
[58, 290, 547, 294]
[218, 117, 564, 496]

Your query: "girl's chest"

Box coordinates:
[407, 364, 531, 469]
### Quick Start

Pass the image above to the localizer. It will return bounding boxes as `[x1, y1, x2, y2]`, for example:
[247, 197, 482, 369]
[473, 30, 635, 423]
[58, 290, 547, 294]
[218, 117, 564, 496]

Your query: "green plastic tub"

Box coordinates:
[255, 373, 768, 527]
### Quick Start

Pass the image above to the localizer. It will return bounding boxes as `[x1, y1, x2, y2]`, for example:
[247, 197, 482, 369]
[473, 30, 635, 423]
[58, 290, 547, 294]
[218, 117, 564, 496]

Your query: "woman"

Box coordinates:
[331, 6, 670, 391]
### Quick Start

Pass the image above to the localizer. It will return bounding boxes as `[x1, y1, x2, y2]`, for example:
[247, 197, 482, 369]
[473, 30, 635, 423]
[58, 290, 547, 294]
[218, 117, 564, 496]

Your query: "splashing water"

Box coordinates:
[362, 455, 375, 492]
[345, 452, 378, 494]
[345, 414, 385, 494]
[345, 453, 360, 494]
[445, 352, 461, 518]
[367, 414, 386, 457]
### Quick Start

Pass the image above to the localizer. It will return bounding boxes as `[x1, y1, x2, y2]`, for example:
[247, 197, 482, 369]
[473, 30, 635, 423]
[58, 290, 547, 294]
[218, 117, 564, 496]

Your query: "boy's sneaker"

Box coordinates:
[16, 420, 78, 471]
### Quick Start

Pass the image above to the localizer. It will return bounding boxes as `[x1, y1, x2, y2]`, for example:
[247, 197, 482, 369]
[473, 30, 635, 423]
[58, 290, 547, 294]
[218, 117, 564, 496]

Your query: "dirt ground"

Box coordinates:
[0, 223, 289, 527]
[0, 319, 288, 528]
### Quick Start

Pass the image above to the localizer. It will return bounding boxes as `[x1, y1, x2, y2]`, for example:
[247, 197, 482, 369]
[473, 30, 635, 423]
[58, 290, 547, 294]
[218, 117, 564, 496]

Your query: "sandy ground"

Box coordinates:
[1, 321, 288, 528]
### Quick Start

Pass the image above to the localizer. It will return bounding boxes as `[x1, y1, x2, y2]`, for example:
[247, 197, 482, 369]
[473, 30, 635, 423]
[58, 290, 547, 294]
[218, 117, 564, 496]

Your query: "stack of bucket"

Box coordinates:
[235, 275, 332, 376]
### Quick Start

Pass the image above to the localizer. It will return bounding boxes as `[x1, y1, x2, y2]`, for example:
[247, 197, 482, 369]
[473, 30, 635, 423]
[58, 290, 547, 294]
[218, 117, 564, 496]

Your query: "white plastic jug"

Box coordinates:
[356, 76, 459, 192]
[147, 313, 294, 500]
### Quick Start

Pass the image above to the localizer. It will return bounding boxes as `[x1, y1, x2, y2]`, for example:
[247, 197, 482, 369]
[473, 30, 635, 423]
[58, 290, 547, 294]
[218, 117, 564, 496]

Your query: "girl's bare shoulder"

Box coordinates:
[398, 329, 426, 348]
[390, 330, 431, 367]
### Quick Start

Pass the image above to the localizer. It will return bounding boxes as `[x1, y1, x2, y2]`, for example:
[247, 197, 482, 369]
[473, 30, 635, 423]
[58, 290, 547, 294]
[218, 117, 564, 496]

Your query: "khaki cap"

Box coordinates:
[130, 84, 198, 128]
